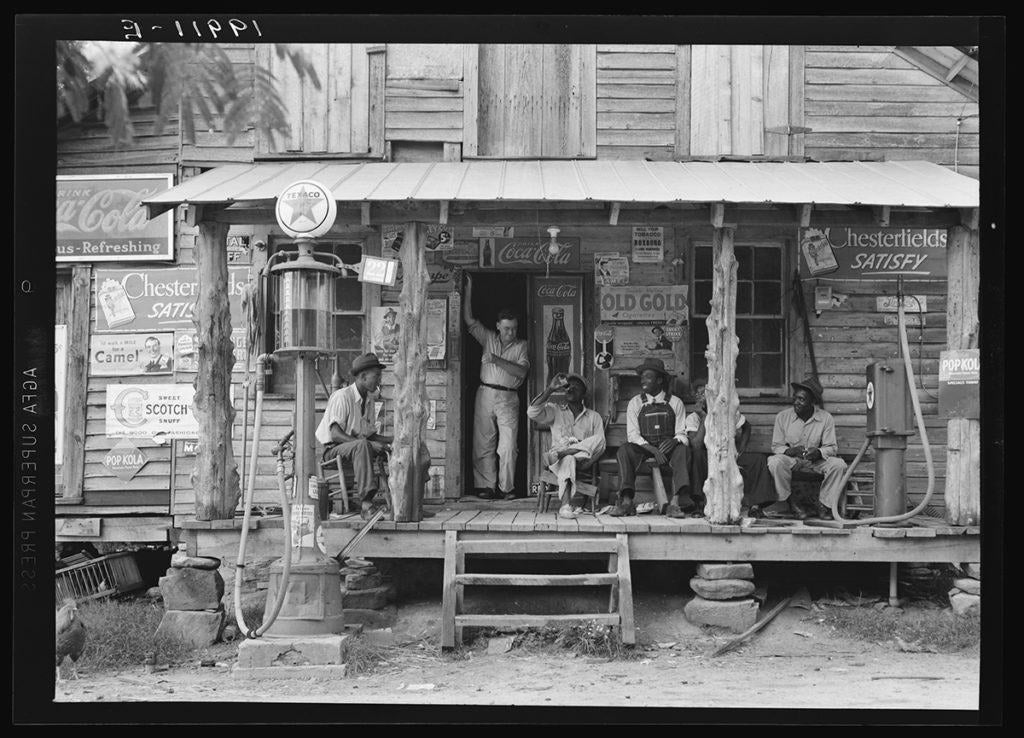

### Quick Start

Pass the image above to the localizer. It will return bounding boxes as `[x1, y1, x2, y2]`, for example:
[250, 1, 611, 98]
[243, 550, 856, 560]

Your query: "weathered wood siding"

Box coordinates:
[57, 108, 180, 171]
[472, 44, 596, 158]
[386, 45, 464, 145]
[596, 44, 677, 160]
[255, 43, 375, 155]
[804, 46, 979, 179]
[181, 44, 257, 166]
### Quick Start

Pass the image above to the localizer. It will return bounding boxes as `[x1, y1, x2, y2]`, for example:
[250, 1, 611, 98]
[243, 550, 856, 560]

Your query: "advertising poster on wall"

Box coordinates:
[532, 277, 583, 388]
[55, 325, 67, 463]
[426, 299, 448, 360]
[105, 383, 199, 439]
[57, 173, 175, 262]
[90, 333, 175, 376]
[631, 227, 665, 263]
[371, 306, 402, 365]
[594, 252, 629, 286]
[798, 227, 948, 281]
[173, 328, 247, 373]
[614, 325, 678, 357]
[599, 285, 689, 325]
[93, 265, 250, 333]
[482, 237, 581, 271]
[938, 349, 980, 419]
[594, 324, 615, 370]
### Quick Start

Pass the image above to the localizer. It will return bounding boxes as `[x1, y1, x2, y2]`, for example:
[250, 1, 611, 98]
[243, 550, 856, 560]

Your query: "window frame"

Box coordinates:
[690, 239, 789, 397]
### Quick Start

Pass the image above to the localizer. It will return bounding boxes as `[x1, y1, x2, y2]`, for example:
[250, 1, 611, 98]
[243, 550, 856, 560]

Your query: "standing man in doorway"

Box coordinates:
[464, 274, 531, 500]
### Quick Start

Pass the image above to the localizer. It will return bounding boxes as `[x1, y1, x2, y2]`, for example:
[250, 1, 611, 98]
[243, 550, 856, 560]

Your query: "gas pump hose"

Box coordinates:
[234, 354, 294, 638]
[827, 301, 936, 525]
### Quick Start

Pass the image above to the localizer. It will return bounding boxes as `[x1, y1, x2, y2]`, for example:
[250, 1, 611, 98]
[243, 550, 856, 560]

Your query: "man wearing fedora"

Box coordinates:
[611, 358, 694, 517]
[527, 372, 606, 519]
[767, 376, 847, 520]
[316, 353, 427, 519]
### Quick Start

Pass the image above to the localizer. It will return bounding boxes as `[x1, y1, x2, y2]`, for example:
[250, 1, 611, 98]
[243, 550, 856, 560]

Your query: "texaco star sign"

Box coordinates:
[275, 180, 338, 239]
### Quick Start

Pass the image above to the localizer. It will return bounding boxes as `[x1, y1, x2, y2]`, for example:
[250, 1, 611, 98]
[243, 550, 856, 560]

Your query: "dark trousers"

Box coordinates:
[616, 442, 695, 506]
[689, 443, 777, 509]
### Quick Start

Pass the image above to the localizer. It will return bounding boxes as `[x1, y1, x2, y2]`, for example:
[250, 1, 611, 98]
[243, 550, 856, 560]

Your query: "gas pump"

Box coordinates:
[233, 180, 355, 638]
[828, 278, 936, 526]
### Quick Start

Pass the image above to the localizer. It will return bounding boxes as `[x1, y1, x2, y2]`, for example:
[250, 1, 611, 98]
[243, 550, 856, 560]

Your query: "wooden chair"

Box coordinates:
[319, 450, 390, 516]
[537, 463, 601, 513]
[791, 463, 876, 517]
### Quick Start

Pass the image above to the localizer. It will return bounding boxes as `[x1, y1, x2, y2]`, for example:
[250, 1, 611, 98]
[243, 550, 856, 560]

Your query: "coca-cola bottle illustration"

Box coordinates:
[546, 308, 572, 383]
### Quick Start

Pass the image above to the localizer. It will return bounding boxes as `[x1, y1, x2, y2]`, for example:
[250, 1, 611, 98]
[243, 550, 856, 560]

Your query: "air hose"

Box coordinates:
[234, 354, 294, 638]
[828, 295, 936, 525]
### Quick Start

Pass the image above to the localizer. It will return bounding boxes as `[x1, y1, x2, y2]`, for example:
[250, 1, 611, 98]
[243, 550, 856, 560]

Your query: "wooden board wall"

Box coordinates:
[596, 44, 677, 161]
[803, 46, 979, 180]
[255, 43, 373, 155]
[57, 110, 180, 170]
[181, 44, 257, 166]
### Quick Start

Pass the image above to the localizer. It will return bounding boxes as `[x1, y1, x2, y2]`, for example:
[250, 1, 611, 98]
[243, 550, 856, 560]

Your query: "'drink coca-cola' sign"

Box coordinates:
[57, 174, 175, 262]
[483, 237, 581, 271]
[533, 277, 584, 390]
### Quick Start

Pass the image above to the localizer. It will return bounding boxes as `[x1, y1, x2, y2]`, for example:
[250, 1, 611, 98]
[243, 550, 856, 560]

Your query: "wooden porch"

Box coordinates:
[182, 504, 980, 564]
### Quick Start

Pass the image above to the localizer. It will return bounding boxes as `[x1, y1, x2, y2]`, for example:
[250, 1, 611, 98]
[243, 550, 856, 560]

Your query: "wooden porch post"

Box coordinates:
[191, 214, 241, 520]
[945, 222, 980, 525]
[704, 225, 744, 524]
[388, 221, 431, 522]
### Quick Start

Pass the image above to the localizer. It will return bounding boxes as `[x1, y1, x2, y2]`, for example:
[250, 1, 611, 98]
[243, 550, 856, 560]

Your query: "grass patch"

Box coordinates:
[71, 598, 194, 672]
[473, 621, 643, 661]
[822, 606, 980, 652]
[342, 636, 394, 676]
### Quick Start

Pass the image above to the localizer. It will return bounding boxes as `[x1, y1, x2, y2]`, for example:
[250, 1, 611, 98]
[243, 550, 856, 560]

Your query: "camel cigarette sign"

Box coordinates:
[57, 174, 174, 261]
[799, 228, 948, 281]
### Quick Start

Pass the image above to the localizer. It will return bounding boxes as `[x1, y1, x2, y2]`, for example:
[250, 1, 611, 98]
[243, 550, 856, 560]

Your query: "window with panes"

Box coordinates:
[267, 240, 366, 392]
[691, 242, 785, 392]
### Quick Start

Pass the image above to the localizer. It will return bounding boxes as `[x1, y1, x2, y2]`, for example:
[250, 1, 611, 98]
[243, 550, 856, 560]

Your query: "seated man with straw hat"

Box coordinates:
[611, 358, 695, 517]
[767, 376, 847, 521]
[527, 372, 606, 519]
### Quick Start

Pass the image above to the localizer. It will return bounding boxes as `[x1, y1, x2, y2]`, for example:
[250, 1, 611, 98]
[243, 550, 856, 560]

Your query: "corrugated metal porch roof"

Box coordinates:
[144, 160, 979, 215]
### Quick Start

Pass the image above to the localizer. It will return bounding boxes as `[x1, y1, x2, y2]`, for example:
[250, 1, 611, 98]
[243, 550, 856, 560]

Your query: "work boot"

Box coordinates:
[788, 500, 808, 521]
[474, 488, 498, 500]
[813, 501, 835, 521]
[608, 496, 636, 517]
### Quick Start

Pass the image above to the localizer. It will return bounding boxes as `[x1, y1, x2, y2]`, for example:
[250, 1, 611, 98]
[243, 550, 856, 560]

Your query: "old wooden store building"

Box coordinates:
[56, 44, 981, 585]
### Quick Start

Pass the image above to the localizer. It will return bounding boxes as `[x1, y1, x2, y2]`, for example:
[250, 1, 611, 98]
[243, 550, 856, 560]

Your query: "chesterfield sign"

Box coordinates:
[57, 174, 174, 262]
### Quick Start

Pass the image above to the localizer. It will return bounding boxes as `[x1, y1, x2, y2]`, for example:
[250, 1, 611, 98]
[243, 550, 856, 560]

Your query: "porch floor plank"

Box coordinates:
[511, 511, 538, 532]
[465, 510, 502, 531]
[593, 514, 627, 532]
[872, 527, 908, 538]
[442, 511, 481, 531]
[487, 511, 519, 532]
[791, 526, 824, 536]
[643, 515, 682, 533]
[575, 514, 606, 533]
[905, 527, 938, 538]
[672, 519, 713, 533]
[535, 513, 559, 532]
[418, 509, 462, 531]
[619, 517, 652, 533]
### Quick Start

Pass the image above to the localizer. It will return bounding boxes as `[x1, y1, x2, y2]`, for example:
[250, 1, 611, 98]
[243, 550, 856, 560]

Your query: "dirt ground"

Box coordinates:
[54, 592, 979, 711]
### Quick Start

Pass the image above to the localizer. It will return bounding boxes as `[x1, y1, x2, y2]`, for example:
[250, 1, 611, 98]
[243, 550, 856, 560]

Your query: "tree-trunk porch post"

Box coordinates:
[703, 225, 744, 524]
[388, 221, 431, 522]
[191, 212, 241, 520]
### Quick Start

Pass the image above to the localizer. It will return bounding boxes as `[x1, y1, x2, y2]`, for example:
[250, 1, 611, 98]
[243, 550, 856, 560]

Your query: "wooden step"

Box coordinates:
[455, 613, 620, 628]
[457, 537, 619, 555]
[455, 573, 619, 587]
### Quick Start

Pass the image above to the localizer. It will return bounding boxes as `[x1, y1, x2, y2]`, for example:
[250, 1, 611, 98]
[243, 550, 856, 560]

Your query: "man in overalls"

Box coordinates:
[463, 274, 531, 500]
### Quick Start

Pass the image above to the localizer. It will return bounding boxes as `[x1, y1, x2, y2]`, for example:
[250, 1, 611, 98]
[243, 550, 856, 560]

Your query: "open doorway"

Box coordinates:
[461, 271, 530, 498]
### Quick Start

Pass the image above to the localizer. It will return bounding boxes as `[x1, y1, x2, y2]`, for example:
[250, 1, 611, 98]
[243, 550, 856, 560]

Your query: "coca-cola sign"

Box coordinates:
[536, 283, 578, 299]
[57, 174, 175, 261]
[488, 237, 580, 271]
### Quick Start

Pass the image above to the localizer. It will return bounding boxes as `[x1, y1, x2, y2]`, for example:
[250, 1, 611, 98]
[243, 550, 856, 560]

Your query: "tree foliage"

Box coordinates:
[56, 41, 320, 150]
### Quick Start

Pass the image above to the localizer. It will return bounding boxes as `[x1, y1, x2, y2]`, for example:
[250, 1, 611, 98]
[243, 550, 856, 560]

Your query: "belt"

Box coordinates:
[480, 381, 518, 393]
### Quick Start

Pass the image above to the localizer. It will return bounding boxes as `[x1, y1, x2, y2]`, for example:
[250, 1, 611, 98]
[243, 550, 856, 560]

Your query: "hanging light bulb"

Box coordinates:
[547, 226, 561, 256]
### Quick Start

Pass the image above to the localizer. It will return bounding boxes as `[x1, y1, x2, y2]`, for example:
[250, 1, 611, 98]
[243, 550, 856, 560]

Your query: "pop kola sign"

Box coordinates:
[799, 228, 948, 281]
[482, 237, 581, 271]
[57, 174, 174, 262]
[94, 266, 250, 333]
[105, 384, 199, 439]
